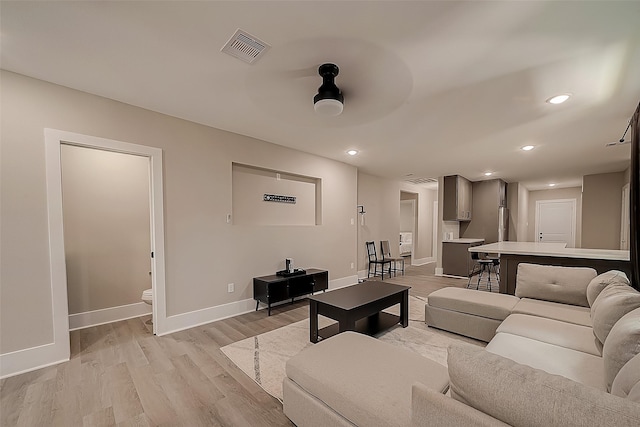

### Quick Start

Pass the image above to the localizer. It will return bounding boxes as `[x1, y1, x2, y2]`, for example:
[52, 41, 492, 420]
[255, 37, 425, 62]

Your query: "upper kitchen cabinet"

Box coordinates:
[443, 175, 472, 221]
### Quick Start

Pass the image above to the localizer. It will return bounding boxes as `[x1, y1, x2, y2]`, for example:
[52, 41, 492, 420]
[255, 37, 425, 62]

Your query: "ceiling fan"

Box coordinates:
[313, 63, 344, 117]
[606, 119, 632, 146]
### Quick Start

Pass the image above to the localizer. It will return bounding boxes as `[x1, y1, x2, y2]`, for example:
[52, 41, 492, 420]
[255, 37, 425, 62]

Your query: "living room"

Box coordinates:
[1, 2, 639, 426]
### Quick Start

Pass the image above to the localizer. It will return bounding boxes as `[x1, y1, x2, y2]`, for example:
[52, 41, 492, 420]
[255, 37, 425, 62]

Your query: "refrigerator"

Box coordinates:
[498, 206, 509, 242]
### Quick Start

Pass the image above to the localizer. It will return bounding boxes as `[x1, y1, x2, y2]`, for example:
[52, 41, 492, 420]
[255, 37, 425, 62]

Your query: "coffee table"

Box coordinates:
[308, 281, 410, 343]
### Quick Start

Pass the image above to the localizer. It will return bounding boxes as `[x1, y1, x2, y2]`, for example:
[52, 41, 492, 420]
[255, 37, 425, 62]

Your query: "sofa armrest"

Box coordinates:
[410, 383, 508, 427]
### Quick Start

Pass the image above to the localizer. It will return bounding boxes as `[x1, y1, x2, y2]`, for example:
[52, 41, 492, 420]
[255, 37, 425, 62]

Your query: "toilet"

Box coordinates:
[141, 288, 153, 305]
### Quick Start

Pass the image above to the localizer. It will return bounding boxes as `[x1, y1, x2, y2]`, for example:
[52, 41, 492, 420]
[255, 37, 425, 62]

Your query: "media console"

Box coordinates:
[253, 268, 328, 315]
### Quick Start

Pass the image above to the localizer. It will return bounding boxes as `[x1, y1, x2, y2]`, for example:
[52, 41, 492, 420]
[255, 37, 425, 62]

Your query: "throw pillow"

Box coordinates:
[586, 270, 630, 307]
[447, 343, 640, 426]
[591, 283, 640, 344]
[603, 308, 640, 392]
[515, 263, 596, 307]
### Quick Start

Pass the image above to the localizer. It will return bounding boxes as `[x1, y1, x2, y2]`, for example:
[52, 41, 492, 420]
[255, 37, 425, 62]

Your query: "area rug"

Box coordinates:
[220, 296, 484, 401]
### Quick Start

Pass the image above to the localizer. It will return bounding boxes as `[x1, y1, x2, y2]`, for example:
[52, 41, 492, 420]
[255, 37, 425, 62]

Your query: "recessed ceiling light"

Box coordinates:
[548, 183, 556, 187]
[521, 145, 535, 151]
[347, 150, 358, 156]
[546, 94, 571, 104]
[484, 172, 493, 176]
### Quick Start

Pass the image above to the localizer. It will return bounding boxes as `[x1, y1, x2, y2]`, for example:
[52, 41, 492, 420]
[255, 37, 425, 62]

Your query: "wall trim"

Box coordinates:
[69, 302, 152, 331]
[2, 274, 359, 376]
[158, 275, 359, 336]
[329, 274, 358, 289]
[435, 267, 444, 276]
[412, 257, 436, 266]
[0, 342, 68, 379]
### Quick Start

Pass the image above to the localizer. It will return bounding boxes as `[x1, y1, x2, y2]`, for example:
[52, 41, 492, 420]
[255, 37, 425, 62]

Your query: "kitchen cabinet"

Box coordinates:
[442, 239, 485, 277]
[443, 175, 472, 221]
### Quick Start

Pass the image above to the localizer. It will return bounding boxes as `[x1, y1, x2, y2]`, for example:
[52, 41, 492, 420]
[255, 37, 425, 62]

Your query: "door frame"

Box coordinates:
[45, 129, 167, 362]
[621, 183, 630, 250]
[534, 198, 576, 247]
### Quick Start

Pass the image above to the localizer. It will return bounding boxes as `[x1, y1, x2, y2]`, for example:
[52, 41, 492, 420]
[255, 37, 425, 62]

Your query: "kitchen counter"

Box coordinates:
[443, 238, 485, 244]
[468, 242, 631, 295]
[469, 242, 629, 261]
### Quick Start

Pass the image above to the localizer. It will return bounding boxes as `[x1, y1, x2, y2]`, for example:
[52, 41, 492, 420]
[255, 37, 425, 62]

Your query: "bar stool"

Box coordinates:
[468, 253, 499, 291]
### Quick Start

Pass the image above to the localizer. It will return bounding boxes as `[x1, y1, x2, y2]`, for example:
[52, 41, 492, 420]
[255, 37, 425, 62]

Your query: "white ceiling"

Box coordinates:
[2, 1, 639, 190]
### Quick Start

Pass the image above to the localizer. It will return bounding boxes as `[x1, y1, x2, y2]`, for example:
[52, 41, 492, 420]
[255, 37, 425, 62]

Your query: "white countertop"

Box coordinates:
[443, 238, 485, 244]
[468, 241, 630, 261]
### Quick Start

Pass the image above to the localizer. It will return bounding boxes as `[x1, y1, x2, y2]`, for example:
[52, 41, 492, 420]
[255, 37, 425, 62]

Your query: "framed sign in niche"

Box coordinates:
[231, 163, 321, 225]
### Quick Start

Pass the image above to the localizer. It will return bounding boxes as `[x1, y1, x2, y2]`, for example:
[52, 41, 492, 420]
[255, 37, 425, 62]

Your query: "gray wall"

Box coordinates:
[231, 164, 318, 226]
[399, 199, 415, 233]
[582, 171, 625, 249]
[61, 145, 151, 314]
[1, 71, 357, 354]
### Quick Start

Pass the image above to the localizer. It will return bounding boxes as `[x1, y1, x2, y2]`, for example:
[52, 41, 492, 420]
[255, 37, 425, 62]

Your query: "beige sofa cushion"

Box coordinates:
[512, 298, 591, 326]
[410, 382, 509, 427]
[286, 331, 449, 427]
[515, 263, 596, 307]
[486, 332, 605, 389]
[587, 270, 630, 307]
[602, 307, 640, 392]
[591, 283, 640, 344]
[427, 287, 519, 320]
[612, 353, 640, 403]
[448, 343, 640, 427]
[497, 313, 601, 356]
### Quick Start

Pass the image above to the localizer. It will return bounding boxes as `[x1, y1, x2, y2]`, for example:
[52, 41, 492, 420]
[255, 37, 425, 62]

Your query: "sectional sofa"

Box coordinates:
[283, 264, 640, 426]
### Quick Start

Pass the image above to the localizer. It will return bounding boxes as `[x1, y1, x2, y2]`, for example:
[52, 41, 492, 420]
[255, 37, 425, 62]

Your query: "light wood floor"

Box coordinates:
[0, 264, 466, 427]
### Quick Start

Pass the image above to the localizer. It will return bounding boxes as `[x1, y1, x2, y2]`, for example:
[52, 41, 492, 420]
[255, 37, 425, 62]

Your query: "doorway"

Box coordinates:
[400, 192, 418, 264]
[45, 129, 166, 365]
[61, 145, 152, 331]
[535, 199, 576, 247]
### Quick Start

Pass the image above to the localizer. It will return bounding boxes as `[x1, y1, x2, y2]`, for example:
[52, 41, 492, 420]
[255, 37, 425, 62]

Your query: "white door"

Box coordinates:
[621, 184, 630, 250]
[535, 199, 576, 247]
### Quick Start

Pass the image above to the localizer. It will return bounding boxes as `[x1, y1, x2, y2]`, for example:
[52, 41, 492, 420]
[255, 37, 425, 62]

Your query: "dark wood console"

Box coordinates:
[253, 269, 328, 315]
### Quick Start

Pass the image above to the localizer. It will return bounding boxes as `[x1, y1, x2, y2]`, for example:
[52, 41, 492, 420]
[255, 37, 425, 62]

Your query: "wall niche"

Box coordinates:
[232, 163, 322, 226]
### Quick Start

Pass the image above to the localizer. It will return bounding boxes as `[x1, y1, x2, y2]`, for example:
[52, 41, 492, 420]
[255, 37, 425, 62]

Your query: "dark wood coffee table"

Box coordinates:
[308, 281, 410, 343]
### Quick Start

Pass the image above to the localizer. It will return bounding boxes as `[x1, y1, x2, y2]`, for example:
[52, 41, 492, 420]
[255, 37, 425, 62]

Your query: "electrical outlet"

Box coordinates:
[226, 214, 232, 223]
[350, 262, 354, 269]
[227, 283, 234, 293]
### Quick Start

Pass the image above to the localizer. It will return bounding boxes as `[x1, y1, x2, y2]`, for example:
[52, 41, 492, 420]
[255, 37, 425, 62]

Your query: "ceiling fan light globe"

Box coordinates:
[314, 98, 343, 116]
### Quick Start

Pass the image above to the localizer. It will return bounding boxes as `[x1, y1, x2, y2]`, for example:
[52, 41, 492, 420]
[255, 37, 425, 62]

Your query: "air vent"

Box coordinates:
[221, 29, 270, 64]
[405, 177, 438, 185]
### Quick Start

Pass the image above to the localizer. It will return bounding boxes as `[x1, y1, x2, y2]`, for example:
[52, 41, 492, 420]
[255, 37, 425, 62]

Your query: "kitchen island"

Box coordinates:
[469, 242, 632, 294]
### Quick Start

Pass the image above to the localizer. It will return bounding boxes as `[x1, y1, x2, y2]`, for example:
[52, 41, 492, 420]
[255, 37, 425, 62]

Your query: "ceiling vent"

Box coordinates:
[405, 177, 438, 185]
[221, 29, 270, 64]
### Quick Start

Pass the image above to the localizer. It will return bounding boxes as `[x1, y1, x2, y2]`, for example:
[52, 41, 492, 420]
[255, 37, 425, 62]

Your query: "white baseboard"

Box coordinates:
[69, 302, 152, 331]
[159, 298, 256, 336]
[2, 275, 361, 376]
[435, 267, 444, 276]
[159, 275, 359, 336]
[329, 274, 358, 289]
[0, 342, 68, 379]
[412, 257, 436, 266]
